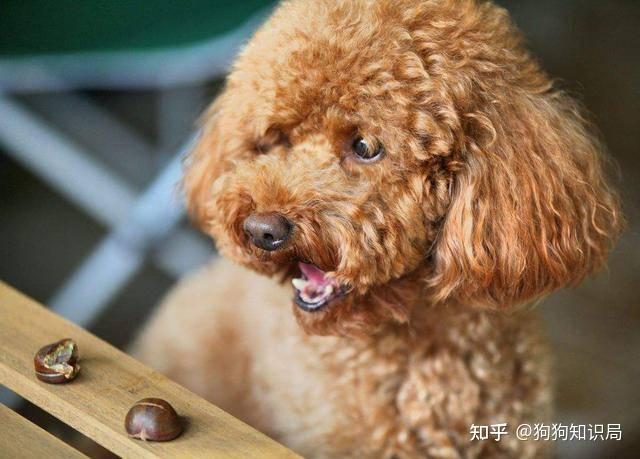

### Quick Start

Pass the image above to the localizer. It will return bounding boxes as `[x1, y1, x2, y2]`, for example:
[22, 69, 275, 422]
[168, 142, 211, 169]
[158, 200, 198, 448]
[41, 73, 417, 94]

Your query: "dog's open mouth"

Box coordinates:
[292, 262, 346, 312]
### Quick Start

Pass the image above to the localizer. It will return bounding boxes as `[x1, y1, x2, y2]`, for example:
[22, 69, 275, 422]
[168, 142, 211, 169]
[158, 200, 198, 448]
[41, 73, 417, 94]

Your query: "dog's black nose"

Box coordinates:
[243, 212, 292, 251]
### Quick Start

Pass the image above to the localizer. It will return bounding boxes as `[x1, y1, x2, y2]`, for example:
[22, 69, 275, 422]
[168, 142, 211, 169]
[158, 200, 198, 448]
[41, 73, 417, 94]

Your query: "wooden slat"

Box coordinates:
[0, 403, 88, 458]
[0, 282, 299, 459]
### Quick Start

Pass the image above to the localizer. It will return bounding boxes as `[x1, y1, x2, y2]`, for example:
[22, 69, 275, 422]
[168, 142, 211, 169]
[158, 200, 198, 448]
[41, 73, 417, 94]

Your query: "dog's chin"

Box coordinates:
[291, 262, 350, 313]
[232, 244, 353, 314]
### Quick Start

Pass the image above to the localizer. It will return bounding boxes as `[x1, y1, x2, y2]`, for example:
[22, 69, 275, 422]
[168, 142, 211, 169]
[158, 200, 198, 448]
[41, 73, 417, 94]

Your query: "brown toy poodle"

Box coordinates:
[133, 0, 623, 457]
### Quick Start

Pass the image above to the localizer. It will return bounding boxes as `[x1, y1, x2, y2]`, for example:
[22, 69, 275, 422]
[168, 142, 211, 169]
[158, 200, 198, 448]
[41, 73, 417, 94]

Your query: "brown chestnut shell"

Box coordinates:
[124, 398, 182, 442]
[33, 338, 80, 384]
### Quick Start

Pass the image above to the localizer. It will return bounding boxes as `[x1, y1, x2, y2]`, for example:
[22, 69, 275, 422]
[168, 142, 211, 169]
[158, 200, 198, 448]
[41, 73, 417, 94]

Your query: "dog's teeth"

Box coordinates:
[293, 275, 339, 307]
[300, 292, 316, 303]
[292, 278, 307, 290]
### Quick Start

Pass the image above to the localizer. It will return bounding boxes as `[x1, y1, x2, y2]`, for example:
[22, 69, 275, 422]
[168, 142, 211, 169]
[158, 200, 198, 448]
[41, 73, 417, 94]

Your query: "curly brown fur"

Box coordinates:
[134, 0, 623, 457]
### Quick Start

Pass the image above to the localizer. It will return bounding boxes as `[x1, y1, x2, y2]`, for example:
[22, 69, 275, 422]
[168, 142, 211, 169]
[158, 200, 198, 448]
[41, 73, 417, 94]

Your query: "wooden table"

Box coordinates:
[0, 281, 299, 458]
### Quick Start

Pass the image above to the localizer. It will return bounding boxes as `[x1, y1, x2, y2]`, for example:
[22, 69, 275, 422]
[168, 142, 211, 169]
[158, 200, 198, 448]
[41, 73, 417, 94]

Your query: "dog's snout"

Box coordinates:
[243, 212, 292, 251]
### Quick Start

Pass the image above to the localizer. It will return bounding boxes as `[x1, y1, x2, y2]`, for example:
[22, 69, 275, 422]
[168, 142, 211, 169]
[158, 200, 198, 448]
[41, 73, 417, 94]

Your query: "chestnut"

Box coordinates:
[34, 338, 80, 384]
[124, 398, 182, 441]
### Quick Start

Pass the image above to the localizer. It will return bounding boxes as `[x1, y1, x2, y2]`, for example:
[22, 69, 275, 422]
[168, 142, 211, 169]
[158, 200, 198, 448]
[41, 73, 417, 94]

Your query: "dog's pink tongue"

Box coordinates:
[299, 262, 328, 285]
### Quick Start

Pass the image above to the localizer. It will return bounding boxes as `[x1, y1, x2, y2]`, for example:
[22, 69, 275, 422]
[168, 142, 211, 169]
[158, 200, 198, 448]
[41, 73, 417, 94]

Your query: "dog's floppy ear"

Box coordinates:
[428, 90, 624, 309]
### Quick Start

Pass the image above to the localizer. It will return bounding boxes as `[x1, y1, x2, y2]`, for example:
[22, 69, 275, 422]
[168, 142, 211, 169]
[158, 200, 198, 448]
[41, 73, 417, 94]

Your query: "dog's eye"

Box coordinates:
[255, 129, 290, 155]
[255, 142, 271, 155]
[351, 136, 384, 162]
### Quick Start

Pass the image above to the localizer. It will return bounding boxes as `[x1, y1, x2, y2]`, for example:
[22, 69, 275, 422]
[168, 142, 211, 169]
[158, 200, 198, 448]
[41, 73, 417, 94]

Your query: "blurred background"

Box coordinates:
[0, 1, 638, 457]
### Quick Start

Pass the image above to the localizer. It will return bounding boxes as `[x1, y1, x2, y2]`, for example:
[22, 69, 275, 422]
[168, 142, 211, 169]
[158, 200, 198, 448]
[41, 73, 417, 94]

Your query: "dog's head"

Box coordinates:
[185, 0, 623, 336]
